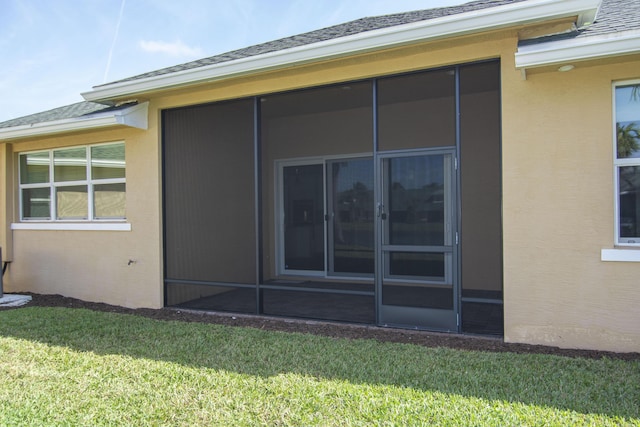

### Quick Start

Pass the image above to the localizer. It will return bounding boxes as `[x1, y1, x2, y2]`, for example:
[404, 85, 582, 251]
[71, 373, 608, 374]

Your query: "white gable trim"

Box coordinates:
[0, 102, 148, 141]
[83, 0, 600, 103]
[516, 29, 640, 69]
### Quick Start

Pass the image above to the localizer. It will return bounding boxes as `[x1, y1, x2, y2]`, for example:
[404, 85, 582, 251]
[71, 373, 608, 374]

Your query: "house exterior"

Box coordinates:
[1, 0, 639, 352]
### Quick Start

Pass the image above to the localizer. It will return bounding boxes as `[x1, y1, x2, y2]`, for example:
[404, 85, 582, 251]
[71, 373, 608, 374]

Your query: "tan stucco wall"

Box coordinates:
[2, 26, 639, 352]
[1, 125, 163, 309]
[502, 56, 640, 353]
[0, 143, 13, 261]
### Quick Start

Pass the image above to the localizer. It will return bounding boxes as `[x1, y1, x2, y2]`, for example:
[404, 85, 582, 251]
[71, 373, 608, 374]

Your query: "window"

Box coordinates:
[19, 142, 125, 221]
[614, 82, 640, 245]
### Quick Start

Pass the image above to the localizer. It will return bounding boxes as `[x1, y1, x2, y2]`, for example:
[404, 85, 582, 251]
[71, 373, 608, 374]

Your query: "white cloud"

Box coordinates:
[138, 39, 203, 57]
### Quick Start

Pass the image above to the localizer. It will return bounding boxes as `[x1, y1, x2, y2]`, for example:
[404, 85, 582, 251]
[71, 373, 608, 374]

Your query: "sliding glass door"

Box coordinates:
[279, 157, 374, 277]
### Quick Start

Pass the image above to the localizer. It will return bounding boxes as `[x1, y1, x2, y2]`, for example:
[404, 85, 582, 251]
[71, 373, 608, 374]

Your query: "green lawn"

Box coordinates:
[0, 307, 638, 426]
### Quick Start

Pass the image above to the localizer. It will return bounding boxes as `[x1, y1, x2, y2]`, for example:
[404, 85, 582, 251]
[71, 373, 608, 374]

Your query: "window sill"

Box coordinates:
[601, 248, 640, 262]
[11, 222, 131, 231]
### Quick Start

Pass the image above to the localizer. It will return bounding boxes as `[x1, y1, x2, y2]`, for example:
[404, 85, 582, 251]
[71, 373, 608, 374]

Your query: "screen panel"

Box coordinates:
[163, 99, 256, 285]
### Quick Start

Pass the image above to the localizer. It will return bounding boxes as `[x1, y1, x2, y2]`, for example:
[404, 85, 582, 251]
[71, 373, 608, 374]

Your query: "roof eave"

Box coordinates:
[82, 0, 601, 103]
[0, 102, 148, 141]
[515, 30, 640, 69]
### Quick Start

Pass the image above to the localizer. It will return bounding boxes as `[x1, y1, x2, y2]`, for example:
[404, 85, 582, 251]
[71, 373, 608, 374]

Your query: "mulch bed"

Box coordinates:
[2, 293, 639, 361]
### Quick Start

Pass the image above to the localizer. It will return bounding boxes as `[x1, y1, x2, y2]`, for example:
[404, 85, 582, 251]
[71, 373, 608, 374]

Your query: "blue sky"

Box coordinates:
[0, 0, 467, 123]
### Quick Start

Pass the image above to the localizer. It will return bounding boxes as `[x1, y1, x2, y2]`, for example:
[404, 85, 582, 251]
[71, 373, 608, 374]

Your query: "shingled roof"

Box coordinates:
[0, 101, 127, 129]
[2, 0, 637, 131]
[101, 0, 524, 87]
[520, 0, 640, 45]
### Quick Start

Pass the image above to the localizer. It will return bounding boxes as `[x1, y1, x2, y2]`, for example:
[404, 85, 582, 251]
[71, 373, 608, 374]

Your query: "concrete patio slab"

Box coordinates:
[0, 294, 32, 307]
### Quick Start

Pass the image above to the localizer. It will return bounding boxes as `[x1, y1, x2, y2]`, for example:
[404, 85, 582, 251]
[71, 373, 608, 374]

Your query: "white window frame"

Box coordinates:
[18, 141, 126, 223]
[613, 80, 640, 247]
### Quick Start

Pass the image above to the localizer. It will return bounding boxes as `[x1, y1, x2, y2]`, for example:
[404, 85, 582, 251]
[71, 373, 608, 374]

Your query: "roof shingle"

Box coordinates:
[519, 0, 640, 46]
[2, 0, 638, 129]
[99, 0, 523, 87]
[0, 101, 136, 129]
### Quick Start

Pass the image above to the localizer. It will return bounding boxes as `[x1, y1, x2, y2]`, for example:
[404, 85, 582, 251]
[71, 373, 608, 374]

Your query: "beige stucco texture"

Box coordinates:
[2, 126, 163, 309]
[1, 26, 638, 352]
[502, 58, 640, 352]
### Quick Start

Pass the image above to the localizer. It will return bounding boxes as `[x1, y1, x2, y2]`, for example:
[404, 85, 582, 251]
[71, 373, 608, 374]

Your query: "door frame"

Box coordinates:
[374, 147, 459, 332]
[275, 153, 374, 278]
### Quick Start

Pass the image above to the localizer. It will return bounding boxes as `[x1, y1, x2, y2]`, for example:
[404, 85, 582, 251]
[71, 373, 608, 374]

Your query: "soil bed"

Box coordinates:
[2, 293, 638, 361]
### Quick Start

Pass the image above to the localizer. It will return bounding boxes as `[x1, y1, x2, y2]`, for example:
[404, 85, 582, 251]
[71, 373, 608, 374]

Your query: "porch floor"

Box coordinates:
[169, 280, 503, 335]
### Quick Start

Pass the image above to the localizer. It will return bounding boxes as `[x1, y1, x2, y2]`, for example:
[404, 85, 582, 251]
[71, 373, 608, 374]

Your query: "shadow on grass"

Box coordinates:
[1, 306, 638, 421]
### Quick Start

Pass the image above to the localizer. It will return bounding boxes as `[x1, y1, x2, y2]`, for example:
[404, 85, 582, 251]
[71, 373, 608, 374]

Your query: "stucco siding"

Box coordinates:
[2, 126, 163, 309]
[502, 58, 640, 352]
[1, 25, 638, 352]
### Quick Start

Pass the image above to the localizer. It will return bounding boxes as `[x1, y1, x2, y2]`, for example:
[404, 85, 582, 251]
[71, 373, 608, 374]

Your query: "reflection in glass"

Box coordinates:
[283, 164, 325, 271]
[387, 155, 445, 246]
[91, 143, 125, 179]
[94, 183, 126, 219]
[619, 166, 640, 239]
[54, 147, 87, 182]
[20, 152, 50, 184]
[330, 159, 374, 274]
[615, 85, 640, 159]
[22, 188, 50, 219]
[56, 185, 88, 219]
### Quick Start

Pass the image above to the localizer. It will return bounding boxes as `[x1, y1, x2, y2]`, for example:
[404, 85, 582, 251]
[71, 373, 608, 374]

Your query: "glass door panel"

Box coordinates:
[282, 164, 325, 273]
[378, 151, 457, 331]
[327, 158, 374, 275]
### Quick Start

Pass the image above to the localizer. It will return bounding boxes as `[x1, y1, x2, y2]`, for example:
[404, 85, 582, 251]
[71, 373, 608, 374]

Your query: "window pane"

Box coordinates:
[616, 85, 640, 159]
[94, 183, 126, 218]
[22, 188, 50, 219]
[330, 158, 374, 275]
[283, 164, 325, 271]
[56, 185, 88, 219]
[92, 144, 125, 179]
[619, 166, 640, 240]
[388, 155, 445, 246]
[54, 147, 87, 182]
[20, 152, 50, 184]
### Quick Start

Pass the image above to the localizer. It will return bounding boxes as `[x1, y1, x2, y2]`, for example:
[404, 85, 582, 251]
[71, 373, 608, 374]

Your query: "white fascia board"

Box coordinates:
[516, 29, 640, 69]
[83, 0, 601, 103]
[0, 102, 148, 141]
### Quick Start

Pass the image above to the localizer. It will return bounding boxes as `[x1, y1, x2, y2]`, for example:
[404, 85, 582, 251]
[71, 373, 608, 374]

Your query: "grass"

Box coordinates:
[0, 307, 638, 426]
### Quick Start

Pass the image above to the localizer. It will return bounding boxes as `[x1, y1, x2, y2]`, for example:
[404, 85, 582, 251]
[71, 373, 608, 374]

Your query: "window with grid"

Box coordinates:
[614, 82, 640, 245]
[19, 142, 125, 221]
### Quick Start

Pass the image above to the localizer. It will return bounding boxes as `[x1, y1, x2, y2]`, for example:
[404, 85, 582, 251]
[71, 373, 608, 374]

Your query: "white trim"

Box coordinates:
[82, 0, 600, 103]
[18, 141, 126, 222]
[601, 248, 640, 262]
[516, 29, 640, 69]
[0, 102, 148, 141]
[11, 222, 131, 231]
[612, 80, 640, 246]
